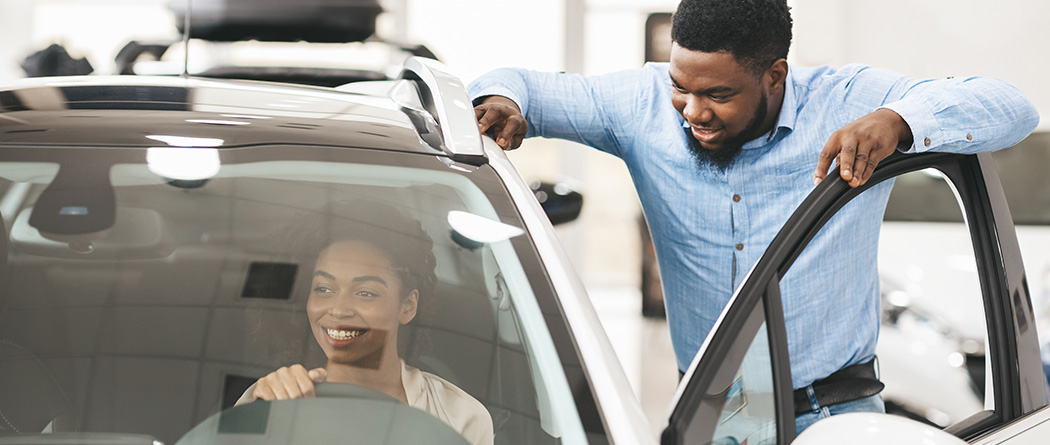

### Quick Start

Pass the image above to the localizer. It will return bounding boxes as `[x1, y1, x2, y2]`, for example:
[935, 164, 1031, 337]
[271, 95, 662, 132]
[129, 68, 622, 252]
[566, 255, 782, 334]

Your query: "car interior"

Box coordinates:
[0, 150, 571, 444]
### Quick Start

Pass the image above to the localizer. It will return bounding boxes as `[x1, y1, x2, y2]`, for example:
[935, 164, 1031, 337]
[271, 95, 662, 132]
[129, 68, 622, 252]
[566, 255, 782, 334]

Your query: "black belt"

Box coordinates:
[793, 359, 884, 415]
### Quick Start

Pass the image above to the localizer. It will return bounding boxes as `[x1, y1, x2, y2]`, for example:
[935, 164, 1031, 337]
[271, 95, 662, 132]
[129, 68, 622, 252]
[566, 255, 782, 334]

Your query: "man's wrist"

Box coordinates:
[480, 95, 521, 113]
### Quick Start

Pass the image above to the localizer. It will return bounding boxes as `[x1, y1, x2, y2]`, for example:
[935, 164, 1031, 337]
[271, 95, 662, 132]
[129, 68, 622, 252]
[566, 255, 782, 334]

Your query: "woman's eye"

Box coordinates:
[356, 289, 380, 298]
[313, 286, 334, 294]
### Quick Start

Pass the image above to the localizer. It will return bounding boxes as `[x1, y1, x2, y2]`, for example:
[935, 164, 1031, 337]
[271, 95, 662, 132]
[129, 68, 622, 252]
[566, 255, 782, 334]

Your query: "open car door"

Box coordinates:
[661, 151, 1047, 445]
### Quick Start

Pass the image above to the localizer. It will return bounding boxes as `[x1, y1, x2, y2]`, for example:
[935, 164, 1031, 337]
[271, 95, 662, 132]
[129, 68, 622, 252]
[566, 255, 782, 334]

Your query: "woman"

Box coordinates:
[237, 200, 494, 445]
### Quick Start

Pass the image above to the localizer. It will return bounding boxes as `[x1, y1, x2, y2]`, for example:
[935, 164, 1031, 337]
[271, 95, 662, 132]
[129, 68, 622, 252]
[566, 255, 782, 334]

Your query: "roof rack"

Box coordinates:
[398, 57, 486, 165]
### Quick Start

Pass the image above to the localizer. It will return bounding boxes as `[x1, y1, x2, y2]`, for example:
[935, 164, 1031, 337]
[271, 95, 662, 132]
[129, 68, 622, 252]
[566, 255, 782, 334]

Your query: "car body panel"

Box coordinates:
[794, 413, 968, 445]
[484, 137, 656, 444]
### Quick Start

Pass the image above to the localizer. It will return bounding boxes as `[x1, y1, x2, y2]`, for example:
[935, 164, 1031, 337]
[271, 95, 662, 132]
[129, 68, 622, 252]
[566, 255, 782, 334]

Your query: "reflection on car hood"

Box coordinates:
[0, 75, 433, 154]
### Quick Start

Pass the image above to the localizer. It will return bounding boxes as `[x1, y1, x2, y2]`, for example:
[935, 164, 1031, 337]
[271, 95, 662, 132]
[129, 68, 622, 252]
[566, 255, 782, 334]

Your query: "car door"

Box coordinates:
[661, 151, 1047, 445]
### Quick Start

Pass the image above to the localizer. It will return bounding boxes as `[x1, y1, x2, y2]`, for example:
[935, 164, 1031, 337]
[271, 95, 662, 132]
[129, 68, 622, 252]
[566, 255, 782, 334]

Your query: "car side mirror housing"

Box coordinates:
[530, 180, 583, 225]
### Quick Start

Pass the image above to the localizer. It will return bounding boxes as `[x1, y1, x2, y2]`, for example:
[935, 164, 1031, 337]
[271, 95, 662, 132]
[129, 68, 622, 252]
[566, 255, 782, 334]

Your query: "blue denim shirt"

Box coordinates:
[468, 63, 1039, 388]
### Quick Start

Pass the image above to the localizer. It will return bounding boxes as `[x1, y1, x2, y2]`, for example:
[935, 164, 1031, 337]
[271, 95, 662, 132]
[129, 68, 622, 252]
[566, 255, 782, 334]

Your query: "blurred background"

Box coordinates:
[1, 0, 1047, 431]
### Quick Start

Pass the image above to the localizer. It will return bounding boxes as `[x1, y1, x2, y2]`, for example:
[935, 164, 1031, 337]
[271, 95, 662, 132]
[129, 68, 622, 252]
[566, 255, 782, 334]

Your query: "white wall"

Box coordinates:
[0, 0, 36, 80]
[791, 0, 1049, 130]
[2, 0, 178, 79]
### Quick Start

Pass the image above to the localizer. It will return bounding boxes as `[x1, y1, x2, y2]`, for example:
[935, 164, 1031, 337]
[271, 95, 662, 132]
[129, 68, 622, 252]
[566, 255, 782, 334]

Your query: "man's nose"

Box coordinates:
[683, 96, 714, 124]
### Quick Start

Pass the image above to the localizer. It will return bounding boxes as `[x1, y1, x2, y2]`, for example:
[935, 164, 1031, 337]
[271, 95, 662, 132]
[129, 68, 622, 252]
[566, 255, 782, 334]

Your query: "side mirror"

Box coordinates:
[529, 180, 583, 226]
[794, 412, 967, 445]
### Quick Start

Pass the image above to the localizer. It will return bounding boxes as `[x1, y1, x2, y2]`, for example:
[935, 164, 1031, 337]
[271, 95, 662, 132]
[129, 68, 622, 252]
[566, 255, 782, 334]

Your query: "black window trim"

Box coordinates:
[664, 151, 1047, 444]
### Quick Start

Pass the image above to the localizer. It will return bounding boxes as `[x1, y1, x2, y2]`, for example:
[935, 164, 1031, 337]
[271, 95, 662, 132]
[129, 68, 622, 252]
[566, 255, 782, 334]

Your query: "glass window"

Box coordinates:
[0, 145, 594, 444]
[677, 299, 780, 445]
[879, 168, 990, 427]
[711, 322, 777, 443]
[885, 133, 1050, 226]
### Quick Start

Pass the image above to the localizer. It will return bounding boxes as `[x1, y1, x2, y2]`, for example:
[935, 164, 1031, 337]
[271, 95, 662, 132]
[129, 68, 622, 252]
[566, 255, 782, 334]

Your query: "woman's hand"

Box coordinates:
[253, 364, 328, 400]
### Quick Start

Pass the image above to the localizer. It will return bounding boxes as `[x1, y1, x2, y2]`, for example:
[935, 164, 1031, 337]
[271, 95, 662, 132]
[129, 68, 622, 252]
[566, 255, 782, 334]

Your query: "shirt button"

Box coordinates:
[966, 134, 973, 141]
[924, 137, 932, 147]
[736, 243, 744, 251]
[733, 194, 741, 202]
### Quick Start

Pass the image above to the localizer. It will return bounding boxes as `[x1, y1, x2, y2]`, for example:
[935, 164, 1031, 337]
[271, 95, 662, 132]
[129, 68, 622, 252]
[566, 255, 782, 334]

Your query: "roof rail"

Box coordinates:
[398, 57, 486, 165]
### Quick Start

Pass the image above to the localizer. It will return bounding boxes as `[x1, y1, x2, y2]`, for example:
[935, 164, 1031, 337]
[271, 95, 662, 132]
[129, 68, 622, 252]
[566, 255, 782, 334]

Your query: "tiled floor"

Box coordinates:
[588, 286, 679, 435]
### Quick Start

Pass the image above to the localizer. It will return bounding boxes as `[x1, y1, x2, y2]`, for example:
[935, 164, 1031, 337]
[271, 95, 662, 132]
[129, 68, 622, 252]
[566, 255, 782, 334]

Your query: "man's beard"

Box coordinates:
[686, 94, 768, 170]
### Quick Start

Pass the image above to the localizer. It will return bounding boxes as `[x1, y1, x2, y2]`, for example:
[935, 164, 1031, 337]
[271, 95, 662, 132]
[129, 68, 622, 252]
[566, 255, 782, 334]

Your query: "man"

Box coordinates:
[468, 0, 1038, 433]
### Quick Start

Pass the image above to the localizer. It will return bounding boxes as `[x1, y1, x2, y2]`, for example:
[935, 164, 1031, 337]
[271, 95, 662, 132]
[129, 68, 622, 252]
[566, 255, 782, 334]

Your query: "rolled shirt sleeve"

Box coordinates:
[468, 66, 660, 158]
[834, 65, 1039, 154]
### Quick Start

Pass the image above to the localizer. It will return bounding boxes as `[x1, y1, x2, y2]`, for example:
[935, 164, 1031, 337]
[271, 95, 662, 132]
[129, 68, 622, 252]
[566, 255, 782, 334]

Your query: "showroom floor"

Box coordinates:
[590, 285, 679, 435]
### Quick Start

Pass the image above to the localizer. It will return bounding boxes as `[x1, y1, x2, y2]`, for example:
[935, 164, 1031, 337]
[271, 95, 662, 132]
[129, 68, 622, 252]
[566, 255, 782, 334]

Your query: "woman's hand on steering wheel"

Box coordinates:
[253, 364, 328, 401]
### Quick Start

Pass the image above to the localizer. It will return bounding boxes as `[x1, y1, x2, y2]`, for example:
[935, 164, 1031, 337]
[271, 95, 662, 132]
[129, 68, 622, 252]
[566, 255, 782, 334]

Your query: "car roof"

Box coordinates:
[0, 75, 437, 155]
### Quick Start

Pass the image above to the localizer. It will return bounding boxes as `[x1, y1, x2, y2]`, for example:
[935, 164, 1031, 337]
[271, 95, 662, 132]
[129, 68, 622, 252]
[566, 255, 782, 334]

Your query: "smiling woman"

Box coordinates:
[237, 200, 494, 445]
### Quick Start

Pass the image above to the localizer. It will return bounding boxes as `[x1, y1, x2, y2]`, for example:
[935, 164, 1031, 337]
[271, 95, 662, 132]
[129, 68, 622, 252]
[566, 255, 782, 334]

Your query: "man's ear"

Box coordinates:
[400, 290, 419, 324]
[765, 58, 789, 92]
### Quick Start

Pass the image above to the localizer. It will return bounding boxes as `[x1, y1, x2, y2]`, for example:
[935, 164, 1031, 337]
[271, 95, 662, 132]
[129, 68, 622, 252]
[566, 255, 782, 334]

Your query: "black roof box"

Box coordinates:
[168, 0, 382, 43]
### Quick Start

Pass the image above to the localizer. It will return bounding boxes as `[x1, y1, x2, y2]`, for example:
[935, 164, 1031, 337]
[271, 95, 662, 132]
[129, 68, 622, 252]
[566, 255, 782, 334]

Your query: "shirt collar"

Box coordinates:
[400, 359, 422, 405]
[741, 66, 798, 150]
[770, 66, 798, 139]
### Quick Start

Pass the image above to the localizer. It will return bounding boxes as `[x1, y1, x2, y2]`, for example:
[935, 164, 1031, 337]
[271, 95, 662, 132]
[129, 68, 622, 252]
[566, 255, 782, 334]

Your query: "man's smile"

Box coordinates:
[691, 126, 724, 143]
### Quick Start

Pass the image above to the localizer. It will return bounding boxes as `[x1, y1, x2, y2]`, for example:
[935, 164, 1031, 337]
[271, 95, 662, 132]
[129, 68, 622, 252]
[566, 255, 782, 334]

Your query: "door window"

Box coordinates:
[667, 152, 1046, 444]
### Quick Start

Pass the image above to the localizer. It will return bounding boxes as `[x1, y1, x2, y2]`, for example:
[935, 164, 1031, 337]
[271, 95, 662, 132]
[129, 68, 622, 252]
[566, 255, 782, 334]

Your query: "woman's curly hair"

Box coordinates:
[671, 0, 793, 74]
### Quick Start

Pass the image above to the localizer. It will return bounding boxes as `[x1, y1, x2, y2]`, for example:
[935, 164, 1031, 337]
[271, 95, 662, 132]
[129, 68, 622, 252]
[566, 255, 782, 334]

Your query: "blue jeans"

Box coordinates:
[794, 386, 885, 435]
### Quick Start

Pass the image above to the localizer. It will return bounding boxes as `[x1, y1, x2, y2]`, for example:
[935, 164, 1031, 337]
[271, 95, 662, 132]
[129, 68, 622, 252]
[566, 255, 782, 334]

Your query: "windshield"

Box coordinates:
[884, 132, 1050, 225]
[0, 144, 597, 444]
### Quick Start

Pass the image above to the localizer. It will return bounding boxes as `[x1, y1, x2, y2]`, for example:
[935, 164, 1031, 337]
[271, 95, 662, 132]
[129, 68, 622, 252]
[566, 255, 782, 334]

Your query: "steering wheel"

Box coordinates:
[178, 381, 470, 444]
[312, 382, 399, 402]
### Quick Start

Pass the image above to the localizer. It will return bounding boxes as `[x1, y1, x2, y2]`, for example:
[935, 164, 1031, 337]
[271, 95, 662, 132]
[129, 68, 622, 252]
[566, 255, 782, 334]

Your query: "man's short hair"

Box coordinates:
[671, 0, 793, 74]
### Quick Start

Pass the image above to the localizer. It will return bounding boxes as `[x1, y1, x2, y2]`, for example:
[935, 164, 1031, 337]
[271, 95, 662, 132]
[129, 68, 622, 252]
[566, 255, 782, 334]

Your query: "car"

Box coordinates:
[0, 55, 1046, 444]
[0, 58, 650, 444]
[116, 0, 438, 86]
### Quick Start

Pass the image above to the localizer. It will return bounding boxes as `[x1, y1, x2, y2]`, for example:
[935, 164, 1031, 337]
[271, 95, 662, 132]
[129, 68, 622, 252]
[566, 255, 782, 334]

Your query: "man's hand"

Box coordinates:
[474, 95, 527, 150]
[814, 108, 913, 188]
[253, 364, 327, 401]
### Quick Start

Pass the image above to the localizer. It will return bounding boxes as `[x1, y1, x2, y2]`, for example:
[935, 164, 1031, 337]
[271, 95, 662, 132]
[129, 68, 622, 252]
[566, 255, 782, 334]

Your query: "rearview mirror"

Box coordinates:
[11, 206, 176, 260]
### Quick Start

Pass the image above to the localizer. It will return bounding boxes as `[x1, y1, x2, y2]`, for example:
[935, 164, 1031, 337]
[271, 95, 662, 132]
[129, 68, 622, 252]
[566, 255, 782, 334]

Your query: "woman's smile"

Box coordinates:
[323, 326, 369, 345]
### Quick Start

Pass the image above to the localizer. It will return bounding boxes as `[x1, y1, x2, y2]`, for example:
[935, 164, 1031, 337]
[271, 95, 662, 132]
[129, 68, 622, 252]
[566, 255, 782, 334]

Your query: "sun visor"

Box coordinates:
[12, 207, 176, 260]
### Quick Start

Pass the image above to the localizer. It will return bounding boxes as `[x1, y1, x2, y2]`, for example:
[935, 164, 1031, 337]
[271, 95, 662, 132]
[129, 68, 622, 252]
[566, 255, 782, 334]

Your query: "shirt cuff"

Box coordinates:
[470, 86, 525, 112]
[880, 97, 939, 153]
